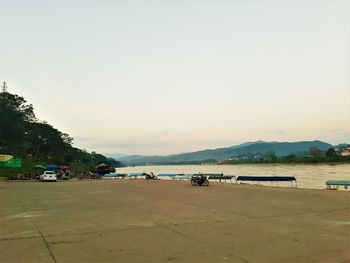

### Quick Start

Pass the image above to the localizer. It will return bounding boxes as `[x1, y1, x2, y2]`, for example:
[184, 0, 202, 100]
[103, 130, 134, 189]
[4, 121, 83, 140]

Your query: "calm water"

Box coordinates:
[117, 164, 350, 190]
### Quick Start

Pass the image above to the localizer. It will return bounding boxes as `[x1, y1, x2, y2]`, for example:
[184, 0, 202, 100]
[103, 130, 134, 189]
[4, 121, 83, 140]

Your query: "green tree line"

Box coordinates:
[220, 147, 350, 165]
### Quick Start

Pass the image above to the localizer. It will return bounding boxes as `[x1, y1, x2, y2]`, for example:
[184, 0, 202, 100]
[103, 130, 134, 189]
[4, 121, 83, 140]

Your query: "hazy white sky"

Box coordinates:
[1, 0, 349, 155]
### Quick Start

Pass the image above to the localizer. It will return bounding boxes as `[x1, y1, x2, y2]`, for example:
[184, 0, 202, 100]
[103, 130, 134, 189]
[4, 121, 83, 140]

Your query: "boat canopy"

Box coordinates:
[237, 176, 296, 182]
[205, 174, 235, 180]
[174, 174, 193, 178]
[157, 173, 184, 177]
[326, 180, 350, 186]
[128, 173, 144, 176]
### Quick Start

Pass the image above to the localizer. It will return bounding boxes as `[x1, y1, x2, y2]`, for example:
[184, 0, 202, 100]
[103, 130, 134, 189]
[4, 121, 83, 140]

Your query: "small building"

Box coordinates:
[340, 147, 350, 157]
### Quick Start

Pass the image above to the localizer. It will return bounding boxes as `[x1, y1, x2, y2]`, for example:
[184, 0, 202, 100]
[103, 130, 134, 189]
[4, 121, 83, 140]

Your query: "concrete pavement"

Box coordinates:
[0, 180, 349, 262]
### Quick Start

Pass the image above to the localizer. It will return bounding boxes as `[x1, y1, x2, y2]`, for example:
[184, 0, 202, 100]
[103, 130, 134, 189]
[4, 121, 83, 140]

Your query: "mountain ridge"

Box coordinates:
[110, 140, 337, 165]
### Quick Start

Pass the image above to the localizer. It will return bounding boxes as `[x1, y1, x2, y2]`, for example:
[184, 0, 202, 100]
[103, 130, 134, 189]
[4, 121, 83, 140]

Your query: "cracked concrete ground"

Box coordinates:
[0, 179, 349, 262]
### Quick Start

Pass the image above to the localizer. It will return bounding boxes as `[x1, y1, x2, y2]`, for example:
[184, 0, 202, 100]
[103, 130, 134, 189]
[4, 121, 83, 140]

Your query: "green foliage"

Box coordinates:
[0, 92, 35, 151]
[263, 151, 277, 161]
[309, 146, 322, 158]
[325, 148, 337, 157]
[0, 90, 123, 176]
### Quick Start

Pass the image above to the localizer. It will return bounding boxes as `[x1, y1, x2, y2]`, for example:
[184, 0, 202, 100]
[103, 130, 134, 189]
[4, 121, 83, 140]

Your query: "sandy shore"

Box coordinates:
[0, 180, 349, 262]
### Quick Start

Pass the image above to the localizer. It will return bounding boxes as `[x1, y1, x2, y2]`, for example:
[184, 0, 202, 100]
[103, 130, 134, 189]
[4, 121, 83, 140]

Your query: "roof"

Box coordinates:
[326, 180, 350, 186]
[128, 173, 144, 176]
[237, 176, 296, 182]
[157, 173, 183, 177]
[207, 175, 235, 180]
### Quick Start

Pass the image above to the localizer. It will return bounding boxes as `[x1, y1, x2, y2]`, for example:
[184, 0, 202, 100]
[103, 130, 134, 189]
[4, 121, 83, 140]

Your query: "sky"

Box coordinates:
[1, 0, 349, 155]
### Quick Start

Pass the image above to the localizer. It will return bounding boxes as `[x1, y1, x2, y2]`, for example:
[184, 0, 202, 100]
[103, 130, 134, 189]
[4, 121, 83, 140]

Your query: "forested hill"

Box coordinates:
[117, 140, 334, 165]
[0, 89, 120, 169]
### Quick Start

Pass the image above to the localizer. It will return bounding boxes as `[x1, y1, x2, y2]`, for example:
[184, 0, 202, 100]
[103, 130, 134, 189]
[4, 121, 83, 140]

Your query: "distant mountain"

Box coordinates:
[106, 153, 130, 159]
[117, 140, 333, 165]
[228, 140, 266, 148]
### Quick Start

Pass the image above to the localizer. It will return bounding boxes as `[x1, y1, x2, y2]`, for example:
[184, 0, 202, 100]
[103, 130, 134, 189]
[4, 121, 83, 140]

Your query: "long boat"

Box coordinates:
[127, 173, 146, 179]
[236, 176, 297, 187]
[157, 173, 184, 177]
[204, 173, 236, 181]
[102, 173, 127, 178]
[326, 180, 350, 190]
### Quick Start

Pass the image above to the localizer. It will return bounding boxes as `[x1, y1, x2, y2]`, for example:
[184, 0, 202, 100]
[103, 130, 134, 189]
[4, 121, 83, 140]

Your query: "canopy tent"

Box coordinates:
[33, 164, 46, 169]
[60, 165, 70, 170]
[46, 164, 59, 169]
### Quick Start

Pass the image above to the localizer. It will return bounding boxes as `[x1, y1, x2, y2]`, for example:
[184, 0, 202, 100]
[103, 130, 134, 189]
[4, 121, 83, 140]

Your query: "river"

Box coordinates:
[116, 163, 350, 190]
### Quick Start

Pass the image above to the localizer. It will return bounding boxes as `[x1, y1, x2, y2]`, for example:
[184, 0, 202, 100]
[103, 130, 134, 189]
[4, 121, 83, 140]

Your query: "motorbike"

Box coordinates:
[191, 175, 209, 186]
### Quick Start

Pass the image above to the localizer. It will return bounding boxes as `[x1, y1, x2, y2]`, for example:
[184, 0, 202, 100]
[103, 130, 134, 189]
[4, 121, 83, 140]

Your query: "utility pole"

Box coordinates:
[1, 82, 7, 93]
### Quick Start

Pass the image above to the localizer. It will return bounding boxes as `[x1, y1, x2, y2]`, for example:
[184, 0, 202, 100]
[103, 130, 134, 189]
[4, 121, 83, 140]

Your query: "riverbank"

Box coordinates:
[116, 163, 350, 190]
[1, 180, 349, 262]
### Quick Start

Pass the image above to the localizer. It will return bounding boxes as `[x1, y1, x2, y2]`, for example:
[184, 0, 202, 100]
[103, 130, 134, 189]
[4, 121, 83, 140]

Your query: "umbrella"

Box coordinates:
[33, 164, 46, 169]
[60, 165, 70, 170]
[46, 164, 59, 169]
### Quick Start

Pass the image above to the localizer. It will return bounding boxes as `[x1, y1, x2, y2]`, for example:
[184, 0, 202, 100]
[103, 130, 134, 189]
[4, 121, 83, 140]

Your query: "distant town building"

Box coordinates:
[335, 145, 350, 157]
[340, 147, 350, 157]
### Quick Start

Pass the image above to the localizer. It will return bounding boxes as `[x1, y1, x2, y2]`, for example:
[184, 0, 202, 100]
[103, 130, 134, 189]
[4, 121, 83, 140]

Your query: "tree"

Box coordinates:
[325, 148, 337, 158]
[309, 146, 321, 158]
[263, 151, 277, 161]
[283, 154, 297, 163]
[0, 91, 36, 151]
[0, 89, 123, 171]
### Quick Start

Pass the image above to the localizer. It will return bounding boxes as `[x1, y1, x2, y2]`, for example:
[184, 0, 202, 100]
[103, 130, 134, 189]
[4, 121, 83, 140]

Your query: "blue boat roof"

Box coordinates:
[104, 173, 126, 176]
[157, 173, 184, 177]
[128, 173, 144, 176]
[104, 173, 117, 176]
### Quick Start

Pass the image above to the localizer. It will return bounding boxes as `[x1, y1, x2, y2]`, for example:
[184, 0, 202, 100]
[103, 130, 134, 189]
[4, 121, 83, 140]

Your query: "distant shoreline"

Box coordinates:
[126, 161, 350, 167]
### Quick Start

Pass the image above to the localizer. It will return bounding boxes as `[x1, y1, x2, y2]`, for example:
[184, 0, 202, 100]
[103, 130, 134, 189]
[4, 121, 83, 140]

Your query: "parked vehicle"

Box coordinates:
[62, 172, 71, 180]
[191, 175, 209, 186]
[144, 172, 157, 180]
[39, 171, 57, 182]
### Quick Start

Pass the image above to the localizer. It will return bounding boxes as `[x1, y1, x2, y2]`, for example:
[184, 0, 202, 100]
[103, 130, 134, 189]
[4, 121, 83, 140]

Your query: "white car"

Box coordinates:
[39, 171, 57, 182]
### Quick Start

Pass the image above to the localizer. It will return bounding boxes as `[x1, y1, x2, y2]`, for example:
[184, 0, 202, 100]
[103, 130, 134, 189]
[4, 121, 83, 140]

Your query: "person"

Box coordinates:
[144, 172, 150, 180]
